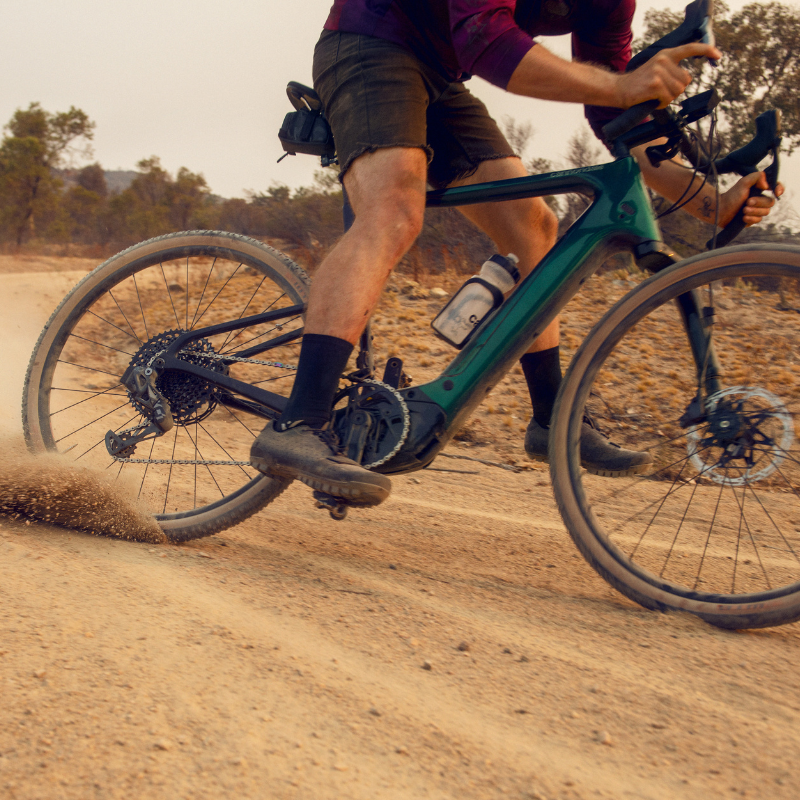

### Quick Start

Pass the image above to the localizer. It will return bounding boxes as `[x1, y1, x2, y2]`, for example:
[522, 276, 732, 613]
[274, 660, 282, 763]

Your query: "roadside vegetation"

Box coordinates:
[0, 1, 798, 272]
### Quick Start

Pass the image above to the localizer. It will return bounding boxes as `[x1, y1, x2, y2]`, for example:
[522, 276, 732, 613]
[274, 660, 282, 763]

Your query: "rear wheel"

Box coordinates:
[23, 231, 309, 541]
[551, 244, 800, 628]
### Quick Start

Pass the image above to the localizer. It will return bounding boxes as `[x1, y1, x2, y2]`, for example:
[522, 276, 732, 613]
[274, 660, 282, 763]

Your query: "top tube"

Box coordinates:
[426, 160, 621, 208]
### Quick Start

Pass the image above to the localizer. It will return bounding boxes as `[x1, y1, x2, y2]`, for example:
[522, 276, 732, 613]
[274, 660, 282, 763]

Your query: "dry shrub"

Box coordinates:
[0, 438, 165, 543]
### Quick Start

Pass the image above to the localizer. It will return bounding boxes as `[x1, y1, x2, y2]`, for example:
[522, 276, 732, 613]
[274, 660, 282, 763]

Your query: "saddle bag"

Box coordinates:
[278, 108, 336, 158]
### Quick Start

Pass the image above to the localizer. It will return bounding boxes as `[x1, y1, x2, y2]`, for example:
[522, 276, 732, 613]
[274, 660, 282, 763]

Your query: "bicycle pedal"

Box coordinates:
[313, 491, 349, 521]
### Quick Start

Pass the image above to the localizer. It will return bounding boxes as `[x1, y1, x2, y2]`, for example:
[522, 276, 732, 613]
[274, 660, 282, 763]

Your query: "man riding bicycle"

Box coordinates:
[249, 0, 781, 507]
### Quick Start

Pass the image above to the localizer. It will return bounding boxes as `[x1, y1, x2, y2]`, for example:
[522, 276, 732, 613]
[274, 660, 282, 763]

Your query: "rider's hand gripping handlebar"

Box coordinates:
[704, 109, 782, 248]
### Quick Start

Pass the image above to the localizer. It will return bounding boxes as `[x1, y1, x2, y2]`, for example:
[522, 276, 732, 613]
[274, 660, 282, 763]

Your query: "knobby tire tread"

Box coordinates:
[22, 231, 308, 542]
[550, 243, 800, 629]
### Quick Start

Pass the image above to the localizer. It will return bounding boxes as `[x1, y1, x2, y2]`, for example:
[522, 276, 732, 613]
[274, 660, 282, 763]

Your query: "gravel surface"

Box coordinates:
[1, 260, 799, 800]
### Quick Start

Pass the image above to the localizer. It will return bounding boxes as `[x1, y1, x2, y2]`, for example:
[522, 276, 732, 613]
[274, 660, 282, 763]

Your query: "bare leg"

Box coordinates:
[249, 147, 428, 505]
[305, 147, 429, 343]
[451, 157, 560, 352]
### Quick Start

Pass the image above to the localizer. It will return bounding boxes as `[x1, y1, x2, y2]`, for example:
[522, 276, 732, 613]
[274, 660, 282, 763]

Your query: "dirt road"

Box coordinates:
[2, 258, 799, 800]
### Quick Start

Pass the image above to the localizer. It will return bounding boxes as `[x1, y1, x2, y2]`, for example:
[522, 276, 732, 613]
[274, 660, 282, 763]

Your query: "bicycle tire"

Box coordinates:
[23, 230, 310, 542]
[550, 243, 800, 629]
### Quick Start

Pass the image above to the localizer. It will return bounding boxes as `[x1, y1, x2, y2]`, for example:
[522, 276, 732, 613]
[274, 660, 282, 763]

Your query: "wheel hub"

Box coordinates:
[706, 403, 745, 445]
[686, 386, 795, 486]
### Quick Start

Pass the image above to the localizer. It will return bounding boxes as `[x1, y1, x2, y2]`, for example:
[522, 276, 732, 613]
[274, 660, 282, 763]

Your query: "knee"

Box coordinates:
[532, 198, 559, 246]
[357, 189, 425, 258]
[386, 192, 425, 251]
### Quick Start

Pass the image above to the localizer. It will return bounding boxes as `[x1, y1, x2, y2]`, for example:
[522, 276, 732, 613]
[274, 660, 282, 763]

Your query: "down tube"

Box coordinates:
[419, 162, 661, 428]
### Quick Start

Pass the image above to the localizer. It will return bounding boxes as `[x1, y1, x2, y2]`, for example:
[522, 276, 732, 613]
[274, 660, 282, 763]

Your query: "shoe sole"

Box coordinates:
[250, 456, 390, 507]
[525, 450, 652, 479]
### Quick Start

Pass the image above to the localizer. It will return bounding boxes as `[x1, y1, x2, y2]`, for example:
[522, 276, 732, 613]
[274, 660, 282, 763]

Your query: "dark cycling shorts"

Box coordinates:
[312, 30, 516, 188]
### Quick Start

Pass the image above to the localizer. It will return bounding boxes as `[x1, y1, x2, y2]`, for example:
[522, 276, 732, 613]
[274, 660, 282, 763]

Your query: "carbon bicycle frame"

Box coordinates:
[160, 155, 714, 474]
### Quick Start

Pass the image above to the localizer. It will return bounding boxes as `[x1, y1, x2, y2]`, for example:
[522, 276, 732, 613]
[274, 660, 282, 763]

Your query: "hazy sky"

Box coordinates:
[1, 0, 796, 214]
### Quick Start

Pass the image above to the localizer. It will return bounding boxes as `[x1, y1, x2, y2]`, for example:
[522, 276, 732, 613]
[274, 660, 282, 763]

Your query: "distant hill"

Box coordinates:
[103, 170, 138, 194]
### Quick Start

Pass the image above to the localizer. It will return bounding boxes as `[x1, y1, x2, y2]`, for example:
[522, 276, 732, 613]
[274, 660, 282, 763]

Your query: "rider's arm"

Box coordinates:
[445, 0, 711, 108]
[633, 144, 783, 227]
[506, 42, 720, 109]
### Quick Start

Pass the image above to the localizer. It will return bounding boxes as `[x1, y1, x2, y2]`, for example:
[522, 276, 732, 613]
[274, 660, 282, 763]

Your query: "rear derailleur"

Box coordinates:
[105, 365, 174, 458]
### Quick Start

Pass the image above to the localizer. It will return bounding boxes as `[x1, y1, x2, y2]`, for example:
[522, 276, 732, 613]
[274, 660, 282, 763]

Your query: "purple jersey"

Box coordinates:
[323, 0, 635, 140]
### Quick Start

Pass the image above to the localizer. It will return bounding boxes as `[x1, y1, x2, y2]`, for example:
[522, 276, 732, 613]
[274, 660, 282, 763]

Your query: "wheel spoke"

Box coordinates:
[50, 383, 126, 416]
[190, 262, 243, 330]
[26, 234, 307, 541]
[54, 402, 133, 444]
[189, 258, 217, 329]
[197, 421, 252, 480]
[554, 253, 800, 620]
[86, 309, 141, 344]
[132, 273, 150, 342]
[693, 479, 726, 590]
[219, 275, 269, 351]
[107, 291, 143, 344]
[162, 427, 180, 515]
[160, 262, 183, 330]
[223, 291, 289, 350]
[74, 414, 141, 461]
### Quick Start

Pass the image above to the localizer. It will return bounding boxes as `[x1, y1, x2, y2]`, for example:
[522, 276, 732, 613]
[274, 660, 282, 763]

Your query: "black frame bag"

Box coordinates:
[278, 82, 336, 159]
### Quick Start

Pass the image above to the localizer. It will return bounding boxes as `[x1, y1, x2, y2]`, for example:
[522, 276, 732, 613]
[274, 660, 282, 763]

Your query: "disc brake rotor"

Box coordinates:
[686, 386, 795, 486]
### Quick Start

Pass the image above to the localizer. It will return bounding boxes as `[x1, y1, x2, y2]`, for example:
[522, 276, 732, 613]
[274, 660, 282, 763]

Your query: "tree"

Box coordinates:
[638, 1, 800, 153]
[77, 163, 108, 196]
[0, 103, 94, 245]
[502, 116, 536, 158]
[167, 166, 210, 230]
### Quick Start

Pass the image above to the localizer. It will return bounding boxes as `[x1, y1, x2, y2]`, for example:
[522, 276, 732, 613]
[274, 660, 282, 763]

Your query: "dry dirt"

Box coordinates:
[1, 256, 800, 800]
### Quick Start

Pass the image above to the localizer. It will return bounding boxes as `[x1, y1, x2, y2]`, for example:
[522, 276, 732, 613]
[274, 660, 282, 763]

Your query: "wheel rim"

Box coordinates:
[33, 239, 306, 524]
[567, 260, 800, 604]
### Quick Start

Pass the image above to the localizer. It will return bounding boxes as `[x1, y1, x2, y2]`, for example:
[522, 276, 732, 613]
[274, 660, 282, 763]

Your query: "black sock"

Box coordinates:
[277, 334, 354, 430]
[520, 346, 562, 427]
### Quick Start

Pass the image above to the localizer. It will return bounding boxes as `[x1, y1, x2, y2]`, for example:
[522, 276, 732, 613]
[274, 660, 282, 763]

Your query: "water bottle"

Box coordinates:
[431, 253, 520, 348]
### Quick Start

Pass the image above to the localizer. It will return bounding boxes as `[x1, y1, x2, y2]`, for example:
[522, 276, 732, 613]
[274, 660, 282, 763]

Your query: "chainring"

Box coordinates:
[333, 379, 410, 469]
[126, 330, 226, 425]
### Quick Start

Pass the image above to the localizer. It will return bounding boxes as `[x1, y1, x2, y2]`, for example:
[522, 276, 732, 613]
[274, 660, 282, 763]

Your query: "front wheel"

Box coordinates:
[23, 231, 310, 541]
[551, 244, 800, 628]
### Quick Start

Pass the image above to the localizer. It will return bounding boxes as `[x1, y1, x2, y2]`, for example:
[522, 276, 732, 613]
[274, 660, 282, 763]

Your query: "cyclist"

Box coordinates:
[250, 0, 782, 507]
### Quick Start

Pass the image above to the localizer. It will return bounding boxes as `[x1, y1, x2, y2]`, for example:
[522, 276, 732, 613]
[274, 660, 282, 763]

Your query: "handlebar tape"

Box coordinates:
[706, 185, 763, 249]
[713, 111, 781, 177]
[602, 100, 659, 145]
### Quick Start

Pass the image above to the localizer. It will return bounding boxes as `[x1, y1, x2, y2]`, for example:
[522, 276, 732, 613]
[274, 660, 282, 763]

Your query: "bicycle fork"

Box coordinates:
[639, 245, 722, 425]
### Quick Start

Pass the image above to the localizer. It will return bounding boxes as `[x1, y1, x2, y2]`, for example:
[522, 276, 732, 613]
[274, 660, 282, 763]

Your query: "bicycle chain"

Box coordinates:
[204, 351, 298, 370]
[111, 354, 408, 470]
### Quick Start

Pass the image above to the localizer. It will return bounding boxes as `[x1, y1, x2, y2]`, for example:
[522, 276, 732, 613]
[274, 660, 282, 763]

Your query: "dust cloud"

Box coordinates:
[0, 437, 165, 543]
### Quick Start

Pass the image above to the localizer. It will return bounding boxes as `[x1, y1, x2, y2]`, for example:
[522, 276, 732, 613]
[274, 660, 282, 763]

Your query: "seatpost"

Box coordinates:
[343, 188, 356, 232]
[342, 188, 375, 378]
